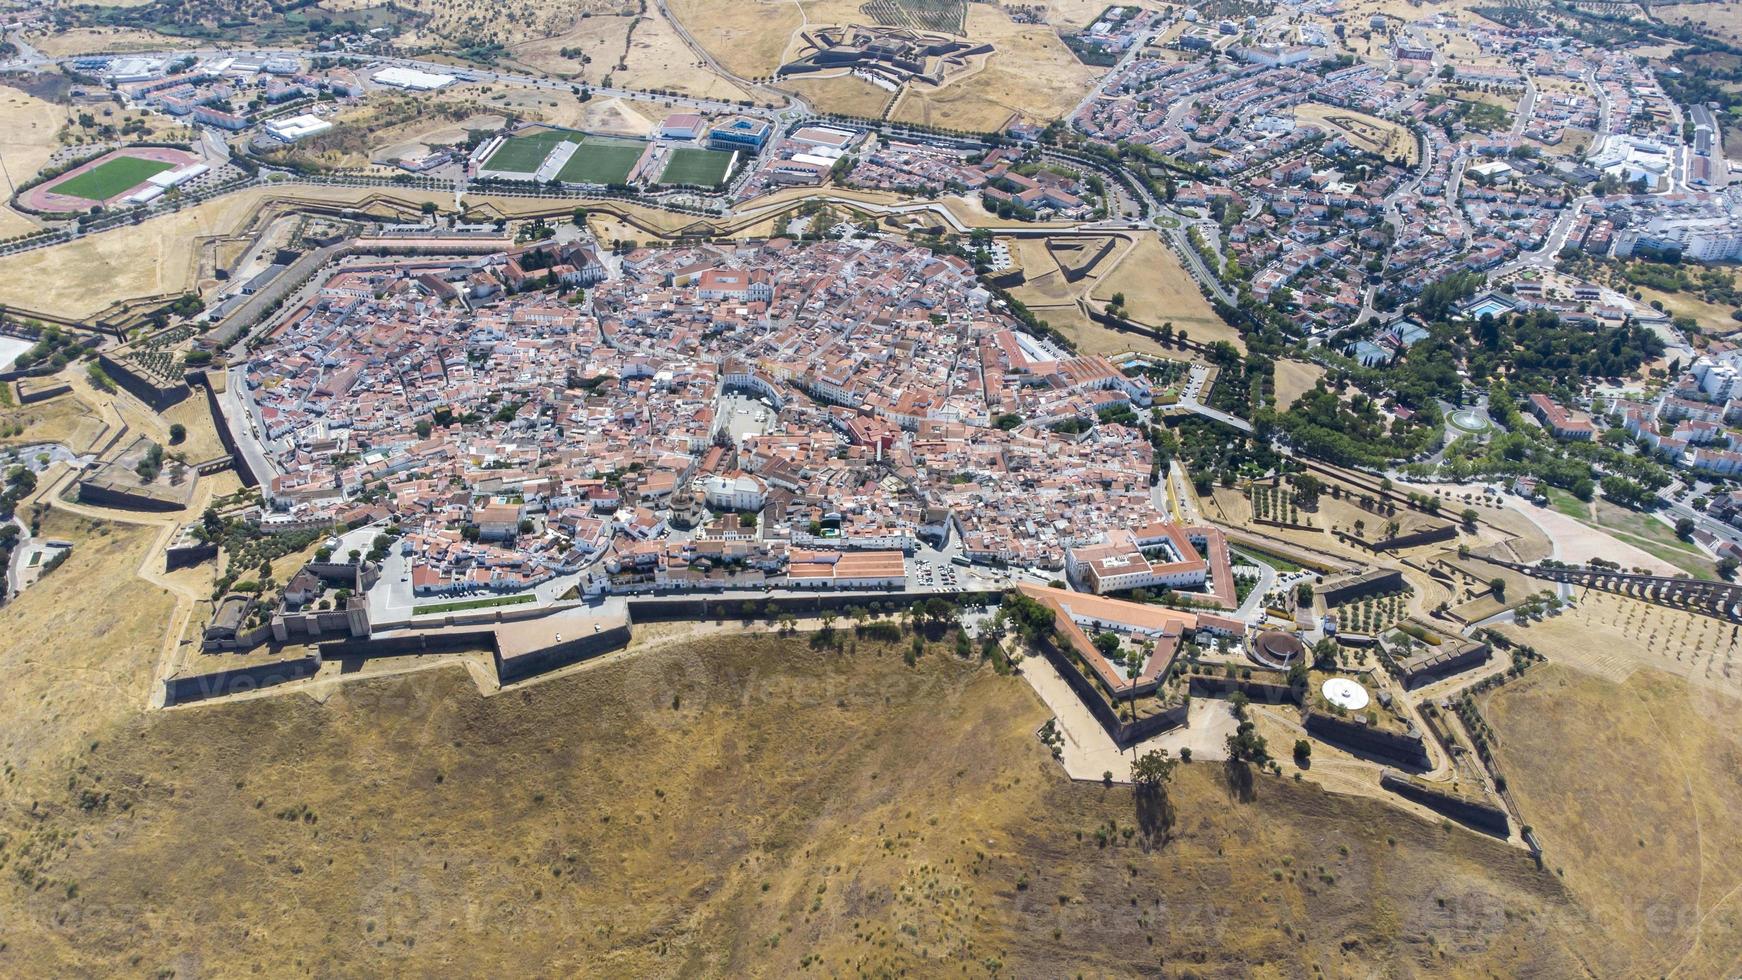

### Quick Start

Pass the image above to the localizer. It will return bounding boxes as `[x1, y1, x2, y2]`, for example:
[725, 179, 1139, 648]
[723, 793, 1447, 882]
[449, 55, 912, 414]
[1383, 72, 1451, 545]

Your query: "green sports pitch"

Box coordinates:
[658, 147, 735, 187]
[480, 129, 571, 174]
[555, 136, 647, 184]
[51, 156, 178, 201]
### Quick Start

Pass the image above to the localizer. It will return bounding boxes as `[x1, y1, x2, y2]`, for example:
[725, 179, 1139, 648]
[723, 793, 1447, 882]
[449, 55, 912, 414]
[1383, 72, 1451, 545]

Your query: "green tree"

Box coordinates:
[1225, 720, 1270, 766]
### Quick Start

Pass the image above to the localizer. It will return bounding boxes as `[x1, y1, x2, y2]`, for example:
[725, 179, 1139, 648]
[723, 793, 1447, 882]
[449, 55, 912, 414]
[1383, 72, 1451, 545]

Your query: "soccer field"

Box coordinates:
[51, 156, 177, 202]
[659, 148, 735, 187]
[481, 130, 570, 174]
[554, 136, 646, 185]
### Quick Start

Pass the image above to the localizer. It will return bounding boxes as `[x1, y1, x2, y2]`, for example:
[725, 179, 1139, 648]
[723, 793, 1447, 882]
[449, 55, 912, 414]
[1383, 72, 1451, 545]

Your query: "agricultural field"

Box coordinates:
[556, 135, 647, 184]
[0, 627, 1618, 975]
[861, 0, 968, 34]
[46, 155, 176, 202]
[1496, 589, 1742, 697]
[657, 146, 735, 186]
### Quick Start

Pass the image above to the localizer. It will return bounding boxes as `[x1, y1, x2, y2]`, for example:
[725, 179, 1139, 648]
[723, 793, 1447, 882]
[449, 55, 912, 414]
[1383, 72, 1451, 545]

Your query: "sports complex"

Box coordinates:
[473, 127, 737, 188]
[20, 146, 206, 213]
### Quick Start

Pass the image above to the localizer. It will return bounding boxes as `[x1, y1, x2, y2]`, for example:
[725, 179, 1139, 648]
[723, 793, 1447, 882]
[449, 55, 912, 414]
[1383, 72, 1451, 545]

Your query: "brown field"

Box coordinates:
[0, 621, 1617, 975]
[401, 0, 630, 51]
[664, 0, 801, 79]
[1448, 86, 1520, 115]
[1273, 358, 1327, 408]
[370, 111, 510, 163]
[1496, 590, 1742, 698]
[1636, 283, 1742, 336]
[501, 10, 640, 76]
[1657, 2, 1742, 44]
[0, 389, 107, 451]
[0, 87, 69, 237]
[1087, 231, 1244, 350]
[505, 9, 764, 103]
[1535, 126, 1595, 158]
[612, 10, 762, 103]
[267, 93, 502, 172]
[560, 96, 660, 136]
[1293, 102, 1417, 165]
[1042, 0, 1123, 30]
[0, 188, 301, 318]
[29, 27, 196, 56]
[0, 184, 703, 318]
[781, 72, 897, 120]
[1483, 664, 1742, 976]
[159, 391, 230, 462]
[0, 509, 176, 805]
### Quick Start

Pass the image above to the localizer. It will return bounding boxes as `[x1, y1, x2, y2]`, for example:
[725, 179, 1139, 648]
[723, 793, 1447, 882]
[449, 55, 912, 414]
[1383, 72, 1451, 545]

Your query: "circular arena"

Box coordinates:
[19, 146, 204, 213]
[1249, 630, 1306, 669]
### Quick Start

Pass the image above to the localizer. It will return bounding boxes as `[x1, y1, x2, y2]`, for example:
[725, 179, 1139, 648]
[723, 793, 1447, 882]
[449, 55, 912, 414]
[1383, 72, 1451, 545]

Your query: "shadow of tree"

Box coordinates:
[1134, 784, 1175, 846]
[1223, 759, 1256, 802]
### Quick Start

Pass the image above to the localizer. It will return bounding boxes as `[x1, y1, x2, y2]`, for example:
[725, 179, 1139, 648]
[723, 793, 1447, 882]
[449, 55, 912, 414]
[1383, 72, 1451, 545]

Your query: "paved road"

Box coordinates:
[1509, 76, 1537, 139]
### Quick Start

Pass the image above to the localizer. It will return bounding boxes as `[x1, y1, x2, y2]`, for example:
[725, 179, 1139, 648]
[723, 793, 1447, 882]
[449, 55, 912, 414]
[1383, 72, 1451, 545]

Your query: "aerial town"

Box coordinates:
[3, 0, 1742, 973]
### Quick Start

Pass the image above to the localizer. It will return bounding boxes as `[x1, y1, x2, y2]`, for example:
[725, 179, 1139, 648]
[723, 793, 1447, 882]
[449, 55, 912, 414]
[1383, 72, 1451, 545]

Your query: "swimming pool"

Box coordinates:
[1465, 297, 1513, 318]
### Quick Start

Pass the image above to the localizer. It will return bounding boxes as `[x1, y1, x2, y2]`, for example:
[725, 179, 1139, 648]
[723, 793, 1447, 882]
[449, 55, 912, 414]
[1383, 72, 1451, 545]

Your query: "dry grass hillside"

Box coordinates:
[0, 509, 176, 801]
[0, 616, 1609, 976]
[1483, 663, 1742, 977]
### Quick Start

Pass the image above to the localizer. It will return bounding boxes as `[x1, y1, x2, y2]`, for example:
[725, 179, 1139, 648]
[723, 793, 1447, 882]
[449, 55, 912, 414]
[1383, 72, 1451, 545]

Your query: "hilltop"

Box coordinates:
[0, 620, 1604, 976]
